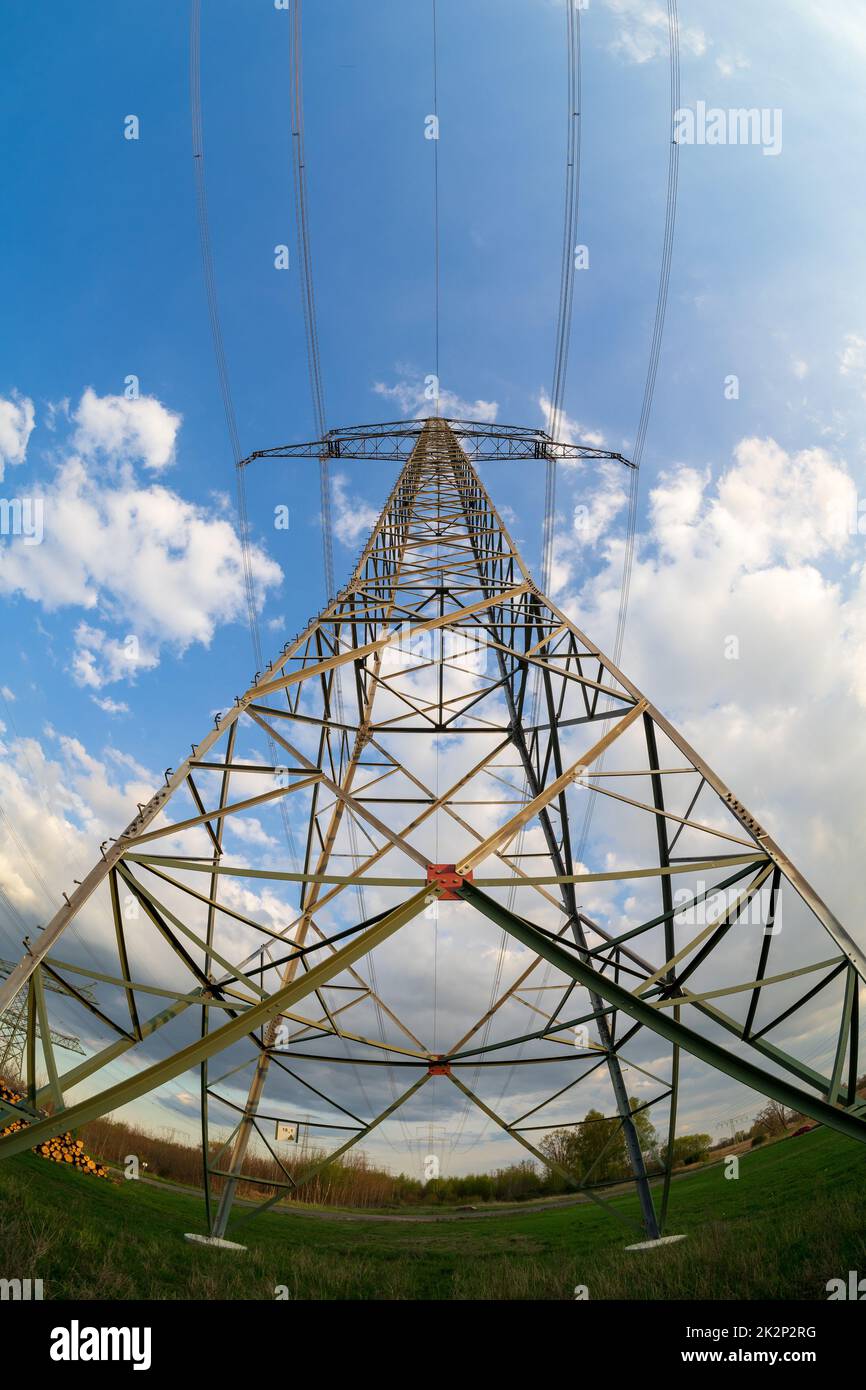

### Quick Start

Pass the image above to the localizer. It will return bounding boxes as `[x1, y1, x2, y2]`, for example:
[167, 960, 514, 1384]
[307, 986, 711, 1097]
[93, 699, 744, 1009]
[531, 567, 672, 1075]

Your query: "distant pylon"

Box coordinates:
[1, 418, 864, 1248]
[0, 958, 90, 1083]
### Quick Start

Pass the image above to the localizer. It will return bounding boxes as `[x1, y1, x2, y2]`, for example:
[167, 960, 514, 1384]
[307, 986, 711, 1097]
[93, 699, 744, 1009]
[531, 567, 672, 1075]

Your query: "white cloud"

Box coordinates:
[0, 728, 157, 932]
[373, 377, 498, 423]
[572, 465, 629, 547]
[541, 469, 629, 599]
[716, 52, 750, 78]
[604, 0, 707, 65]
[90, 694, 130, 715]
[73, 387, 182, 472]
[703, 436, 853, 567]
[528, 437, 866, 1146]
[839, 332, 866, 398]
[538, 391, 606, 449]
[559, 437, 866, 927]
[43, 398, 70, 433]
[223, 816, 279, 850]
[0, 390, 283, 685]
[332, 473, 380, 548]
[172, 1091, 198, 1109]
[72, 623, 159, 690]
[0, 722, 302, 1009]
[0, 393, 35, 480]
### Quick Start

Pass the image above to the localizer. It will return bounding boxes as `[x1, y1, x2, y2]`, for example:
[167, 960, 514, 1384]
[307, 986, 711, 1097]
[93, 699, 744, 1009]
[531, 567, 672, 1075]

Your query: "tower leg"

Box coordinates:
[211, 1034, 274, 1238]
[452, 446, 661, 1238]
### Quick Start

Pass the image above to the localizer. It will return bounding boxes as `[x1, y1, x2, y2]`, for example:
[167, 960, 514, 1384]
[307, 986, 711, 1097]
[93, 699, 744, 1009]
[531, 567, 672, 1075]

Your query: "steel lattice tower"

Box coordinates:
[0, 959, 88, 1082]
[1, 417, 864, 1245]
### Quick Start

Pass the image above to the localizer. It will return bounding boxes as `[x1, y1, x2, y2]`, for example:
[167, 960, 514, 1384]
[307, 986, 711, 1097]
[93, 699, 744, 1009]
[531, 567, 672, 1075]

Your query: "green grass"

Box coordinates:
[2, 1127, 865, 1299]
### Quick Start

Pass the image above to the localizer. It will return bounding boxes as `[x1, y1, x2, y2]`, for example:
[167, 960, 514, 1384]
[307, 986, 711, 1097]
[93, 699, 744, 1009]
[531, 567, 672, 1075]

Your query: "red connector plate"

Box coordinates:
[426, 863, 473, 900]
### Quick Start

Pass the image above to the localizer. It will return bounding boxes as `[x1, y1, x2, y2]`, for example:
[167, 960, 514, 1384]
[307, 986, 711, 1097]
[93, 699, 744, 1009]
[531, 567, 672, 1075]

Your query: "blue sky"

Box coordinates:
[2, 0, 866, 1173]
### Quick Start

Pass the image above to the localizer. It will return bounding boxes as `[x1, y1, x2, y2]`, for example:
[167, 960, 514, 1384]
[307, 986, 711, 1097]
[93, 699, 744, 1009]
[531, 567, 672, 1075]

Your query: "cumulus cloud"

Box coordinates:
[224, 816, 279, 850]
[73, 387, 181, 471]
[656, 437, 854, 569]
[0, 389, 282, 685]
[604, 0, 708, 65]
[72, 623, 159, 690]
[332, 473, 381, 548]
[0, 727, 157, 931]
[373, 376, 498, 423]
[90, 694, 130, 715]
[572, 465, 630, 548]
[0, 393, 36, 479]
[538, 391, 606, 450]
[557, 435, 866, 932]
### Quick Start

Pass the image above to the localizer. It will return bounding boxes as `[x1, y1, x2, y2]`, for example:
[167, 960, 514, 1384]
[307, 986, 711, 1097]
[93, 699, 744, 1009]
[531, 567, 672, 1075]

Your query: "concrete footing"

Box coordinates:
[625, 1233, 687, 1252]
[184, 1233, 247, 1251]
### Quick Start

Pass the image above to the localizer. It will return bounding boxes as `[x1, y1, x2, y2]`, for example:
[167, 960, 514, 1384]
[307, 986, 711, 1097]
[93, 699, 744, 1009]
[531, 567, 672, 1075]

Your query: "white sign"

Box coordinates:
[275, 1121, 298, 1143]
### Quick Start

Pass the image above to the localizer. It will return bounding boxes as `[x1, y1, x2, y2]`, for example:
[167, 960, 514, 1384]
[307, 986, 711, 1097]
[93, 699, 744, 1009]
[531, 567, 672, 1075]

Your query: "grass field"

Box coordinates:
[2, 1127, 865, 1300]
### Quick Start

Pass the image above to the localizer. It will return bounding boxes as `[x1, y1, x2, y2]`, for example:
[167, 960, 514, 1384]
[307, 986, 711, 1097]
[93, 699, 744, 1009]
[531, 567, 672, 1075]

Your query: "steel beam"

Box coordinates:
[459, 882, 866, 1146]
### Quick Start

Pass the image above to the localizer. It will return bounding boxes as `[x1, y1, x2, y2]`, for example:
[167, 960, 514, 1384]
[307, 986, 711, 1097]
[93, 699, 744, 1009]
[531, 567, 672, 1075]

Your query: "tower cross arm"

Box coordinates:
[239, 418, 635, 468]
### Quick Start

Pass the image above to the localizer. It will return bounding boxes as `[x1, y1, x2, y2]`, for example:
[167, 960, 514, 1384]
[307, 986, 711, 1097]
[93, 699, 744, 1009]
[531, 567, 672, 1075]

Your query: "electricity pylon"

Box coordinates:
[0, 418, 864, 1246]
[0, 959, 88, 1082]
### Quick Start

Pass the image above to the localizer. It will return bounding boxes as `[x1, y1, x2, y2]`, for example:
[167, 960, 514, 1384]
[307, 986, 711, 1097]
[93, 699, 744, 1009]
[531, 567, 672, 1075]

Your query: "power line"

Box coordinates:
[453, 3, 582, 1156]
[191, 5, 392, 1154]
[287, 2, 414, 1155]
[465, 2, 681, 1155]
[189, 0, 300, 881]
[190, 1, 258, 653]
[541, 0, 581, 596]
[573, 0, 681, 865]
[289, 0, 334, 599]
[432, 0, 441, 413]
[613, 0, 681, 663]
